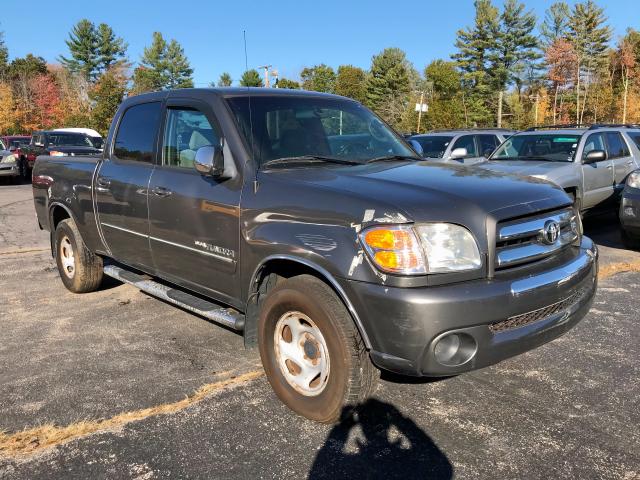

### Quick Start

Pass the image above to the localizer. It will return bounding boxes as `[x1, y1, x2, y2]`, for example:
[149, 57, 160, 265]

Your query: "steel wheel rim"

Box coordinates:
[273, 311, 330, 397]
[59, 236, 75, 279]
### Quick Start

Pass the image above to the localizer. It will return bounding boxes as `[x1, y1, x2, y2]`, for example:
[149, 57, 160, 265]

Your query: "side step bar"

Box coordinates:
[104, 265, 244, 331]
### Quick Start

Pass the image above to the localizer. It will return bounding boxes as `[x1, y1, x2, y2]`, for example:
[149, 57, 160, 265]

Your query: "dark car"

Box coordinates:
[620, 169, 640, 247]
[22, 130, 102, 179]
[32, 88, 598, 422]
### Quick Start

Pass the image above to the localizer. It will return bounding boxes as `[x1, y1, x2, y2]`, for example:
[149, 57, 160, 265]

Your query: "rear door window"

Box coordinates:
[113, 102, 162, 163]
[451, 135, 478, 157]
[605, 132, 630, 159]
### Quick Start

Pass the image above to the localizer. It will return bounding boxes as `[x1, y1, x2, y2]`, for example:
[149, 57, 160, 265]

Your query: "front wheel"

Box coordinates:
[258, 275, 379, 423]
[54, 218, 104, 293]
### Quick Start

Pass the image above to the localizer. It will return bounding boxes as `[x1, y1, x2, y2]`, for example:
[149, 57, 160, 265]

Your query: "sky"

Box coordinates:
[1, 0, 638, 87]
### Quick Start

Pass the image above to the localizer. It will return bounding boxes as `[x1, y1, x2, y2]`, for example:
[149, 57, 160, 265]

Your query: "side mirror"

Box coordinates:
[584, 149, 606, 164]
[195, 145, 224, 177]
[450, 147, 468, 159]
[408, 139, 424, 157]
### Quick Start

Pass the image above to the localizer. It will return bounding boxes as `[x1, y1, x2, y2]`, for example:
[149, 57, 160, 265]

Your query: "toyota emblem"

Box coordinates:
[541, 220, 560, 245]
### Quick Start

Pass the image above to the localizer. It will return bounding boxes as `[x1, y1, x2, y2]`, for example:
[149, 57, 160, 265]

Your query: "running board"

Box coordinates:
[103, 265, 244, 331]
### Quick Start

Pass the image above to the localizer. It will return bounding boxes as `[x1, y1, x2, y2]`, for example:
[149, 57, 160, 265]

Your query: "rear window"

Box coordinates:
[113, 102, 161, 163]
[47, 133, 94, 147]
[413, 136, 454, 158]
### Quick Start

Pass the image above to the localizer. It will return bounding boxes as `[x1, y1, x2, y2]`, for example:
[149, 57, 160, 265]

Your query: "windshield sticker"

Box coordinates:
[553, 137, 578, 142]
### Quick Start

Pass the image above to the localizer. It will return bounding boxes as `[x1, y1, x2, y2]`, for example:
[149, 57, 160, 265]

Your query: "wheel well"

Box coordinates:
[50, 205, 71, 231]
[243, 258, 370, 350]
[564, 186, 578, 199]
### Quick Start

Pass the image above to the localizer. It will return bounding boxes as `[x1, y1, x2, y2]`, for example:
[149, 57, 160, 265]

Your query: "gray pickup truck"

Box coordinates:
[32, 88, 598, 422]
[480, 125, 640, 212]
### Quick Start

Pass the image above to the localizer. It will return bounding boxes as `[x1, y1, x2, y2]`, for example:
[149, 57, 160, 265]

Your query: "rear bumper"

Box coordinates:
[620, 188, 640, 236]
[339, 237, 598, 377]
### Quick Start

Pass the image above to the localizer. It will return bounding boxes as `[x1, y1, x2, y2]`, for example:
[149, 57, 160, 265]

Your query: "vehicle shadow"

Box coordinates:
[308, 398, 453, 480]
[582, 211, 624, 249]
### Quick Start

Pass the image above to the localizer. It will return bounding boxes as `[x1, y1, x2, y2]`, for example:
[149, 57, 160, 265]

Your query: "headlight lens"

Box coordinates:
[415, 224, 482, 273]
[360, 223, 482, 275]
[0, 154, 16, 163]
[627, 170, 640, 189]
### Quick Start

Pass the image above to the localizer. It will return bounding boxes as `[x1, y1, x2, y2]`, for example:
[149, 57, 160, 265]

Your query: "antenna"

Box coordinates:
[243, 30, 249, 73]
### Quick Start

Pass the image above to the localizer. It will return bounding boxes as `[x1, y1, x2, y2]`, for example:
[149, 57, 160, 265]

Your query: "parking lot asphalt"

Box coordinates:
[0, 183, 639, 479]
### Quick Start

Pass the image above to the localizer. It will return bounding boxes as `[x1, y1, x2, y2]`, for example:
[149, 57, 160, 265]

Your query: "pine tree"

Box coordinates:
[567, 0, 612, 123]
[300, 64, 336, 93]
[540, 2, 571, 46]
[335, 65, 366, 102]
[452, 0, 499, 126]
[216, 72, 233, 87]
[132, 32, 193, 93]
[96, 23, 127, 71]
[364, 48, 412, 127]
[276, 78, 300, 89]
[488, 0, 539, 127]
[59, 20, 99, 81]
[0, 31, 8, 79]
[239, 69, 263, 87]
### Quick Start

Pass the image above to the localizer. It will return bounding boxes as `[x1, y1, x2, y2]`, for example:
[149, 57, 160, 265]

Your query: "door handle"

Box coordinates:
[96, 177, 111, 192]
[606, 164, 613, 169]
[626, 161, 634, 166]
[152, 186, 173, 197]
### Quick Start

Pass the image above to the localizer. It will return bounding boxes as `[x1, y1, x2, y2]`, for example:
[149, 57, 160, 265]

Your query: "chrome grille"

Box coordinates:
[495, 208, 580, 269]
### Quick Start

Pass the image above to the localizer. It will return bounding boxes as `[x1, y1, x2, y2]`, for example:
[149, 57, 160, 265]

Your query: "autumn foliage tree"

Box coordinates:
[545, 38, 578, 123]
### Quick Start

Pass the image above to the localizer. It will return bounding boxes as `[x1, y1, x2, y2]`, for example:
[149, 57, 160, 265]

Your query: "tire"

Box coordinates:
[18, 158, 27, 182]
[258, 274, 378, 423]
[54, 218, 103, 293]
[621, 227, 640, 250]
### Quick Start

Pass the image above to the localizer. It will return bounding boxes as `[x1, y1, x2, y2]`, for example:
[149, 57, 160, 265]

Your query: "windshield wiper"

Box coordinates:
[364, 154, 422, 164]
[262, 155, 361, 167]
[491, 156, 560, 162]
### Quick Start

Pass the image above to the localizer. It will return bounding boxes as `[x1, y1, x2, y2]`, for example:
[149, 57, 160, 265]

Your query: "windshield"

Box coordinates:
[226, 95, 415, 165]
[490, 134, 581, 162]
[89, 137, 104, 149]
[411, 135, 454, 158]
[48, 133, 95, 148]
[0, 140, 5, 150]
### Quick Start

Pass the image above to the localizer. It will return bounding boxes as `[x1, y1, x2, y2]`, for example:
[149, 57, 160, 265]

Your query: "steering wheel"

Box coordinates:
[368, 118, 389, 142]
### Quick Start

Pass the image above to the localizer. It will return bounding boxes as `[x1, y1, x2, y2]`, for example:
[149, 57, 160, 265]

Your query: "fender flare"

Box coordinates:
[248, 254, 372, 349]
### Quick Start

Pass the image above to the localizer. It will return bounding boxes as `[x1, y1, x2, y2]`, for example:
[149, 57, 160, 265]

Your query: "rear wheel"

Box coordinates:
[54, 218, 103, 293]
[621, 227, 640, 250]
[258, 274, 378, 423]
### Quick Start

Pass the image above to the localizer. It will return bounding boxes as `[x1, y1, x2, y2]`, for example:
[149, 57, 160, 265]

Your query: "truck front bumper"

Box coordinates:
[620, 188, 640, 237]
[0, 164, 19, 177]
[339, 237, 598, 377]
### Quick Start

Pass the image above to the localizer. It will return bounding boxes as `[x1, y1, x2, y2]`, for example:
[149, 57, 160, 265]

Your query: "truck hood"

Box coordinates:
[266, 161, 571, 224]
[479, 159, 574, 178]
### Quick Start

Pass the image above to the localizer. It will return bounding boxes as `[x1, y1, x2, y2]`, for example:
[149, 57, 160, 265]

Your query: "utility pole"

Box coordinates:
[258, 65, 272, 88]
[416, 90, 425, 133]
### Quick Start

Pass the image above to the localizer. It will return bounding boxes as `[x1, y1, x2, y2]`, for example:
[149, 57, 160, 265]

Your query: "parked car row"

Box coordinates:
[0, 129, 103, 183]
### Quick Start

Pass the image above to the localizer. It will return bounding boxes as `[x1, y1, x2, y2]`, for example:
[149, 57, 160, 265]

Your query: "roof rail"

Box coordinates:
[588, 123, 640, 130]
[525, 124, 587, 131]
[428, 128, 515, 133]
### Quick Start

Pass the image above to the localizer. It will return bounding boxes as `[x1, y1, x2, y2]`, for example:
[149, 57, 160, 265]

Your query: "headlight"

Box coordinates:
[627, 170, 640, 189]
[360, 223, 482, 275]
[0, 154, 16, 163]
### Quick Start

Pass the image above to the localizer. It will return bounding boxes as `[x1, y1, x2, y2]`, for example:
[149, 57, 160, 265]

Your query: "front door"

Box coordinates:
[147, 99, 242, 305]
[580, 132, 614, 209]
[448, 134, 483, 165]
[95, 101, 162, 271]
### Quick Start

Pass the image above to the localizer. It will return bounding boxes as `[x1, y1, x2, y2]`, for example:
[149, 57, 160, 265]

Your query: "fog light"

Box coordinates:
[433, 332, 477, 367]
[624, 206, 636, 218]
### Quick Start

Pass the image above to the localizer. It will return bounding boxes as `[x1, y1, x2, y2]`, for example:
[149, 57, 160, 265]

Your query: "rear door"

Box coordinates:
[147, 97, 242, 304]
[580, 131, 614, 209]
[606, 131, 635, 192]
[95, 101, 162, 271]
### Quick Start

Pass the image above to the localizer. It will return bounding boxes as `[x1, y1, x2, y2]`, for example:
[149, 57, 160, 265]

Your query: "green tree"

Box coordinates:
[488, 0, 539, 127]
[132, 32, 193, 93]
[59, 19, 127, 81]
[567, 0, 612, 123]
[0, 31, 8, 78]
[276, 77, 300, 89]
[96, 23, 127, 71]
[540, 2, 571, 46]
[452, 0, 499, 126]
[59, 19, 98, 81]
[364, 48, 413, 127]
[90, 67, 127, 134]
[239, 69, 263, 87]
[7, 54, 47, 80]
[335, 65, 366, 102]
[216, 72, 233, 87]
[300, 64, 336, 93]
